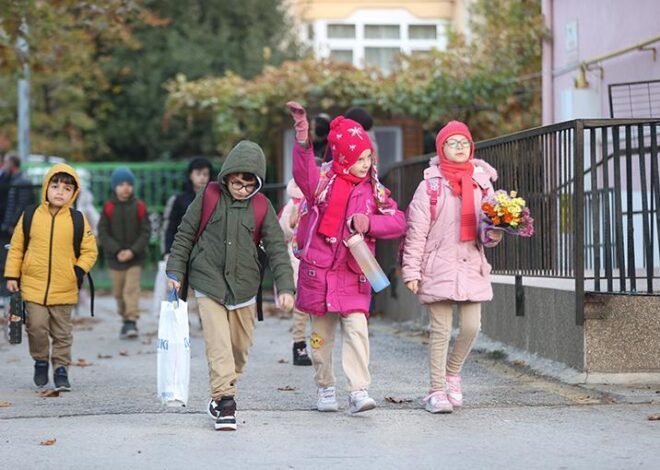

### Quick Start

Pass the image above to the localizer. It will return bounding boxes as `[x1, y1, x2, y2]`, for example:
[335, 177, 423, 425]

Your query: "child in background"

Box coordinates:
[166, 140, 295, 431]
[402, 121, 502, 414]
[278, 178, 312, 366]
[288, 101, 406, 414]
[98, 167, 151, 339]
[4, 164, 98, 390]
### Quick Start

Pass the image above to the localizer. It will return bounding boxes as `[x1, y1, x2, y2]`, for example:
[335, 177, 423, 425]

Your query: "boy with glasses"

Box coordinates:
[166, 140, 295, 431]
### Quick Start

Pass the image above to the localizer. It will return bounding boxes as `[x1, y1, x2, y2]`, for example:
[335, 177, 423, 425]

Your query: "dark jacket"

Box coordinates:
[166, 140, 294, 307]
[164, 186, 196, 254]
[1, 170, 35, 235]
[97, 195, 151, 270]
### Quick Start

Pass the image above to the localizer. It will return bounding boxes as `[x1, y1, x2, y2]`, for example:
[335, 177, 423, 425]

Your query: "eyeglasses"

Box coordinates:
[229, 180, 256, 192]
[444, 139, 472, 149]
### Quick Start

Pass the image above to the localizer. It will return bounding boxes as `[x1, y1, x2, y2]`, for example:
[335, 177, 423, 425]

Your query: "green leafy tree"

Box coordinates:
[98, 0, 300, 161]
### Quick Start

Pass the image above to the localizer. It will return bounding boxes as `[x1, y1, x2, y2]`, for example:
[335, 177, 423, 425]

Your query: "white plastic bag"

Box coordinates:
[152, 260, 168, 317]
[157, 290, 190, 407]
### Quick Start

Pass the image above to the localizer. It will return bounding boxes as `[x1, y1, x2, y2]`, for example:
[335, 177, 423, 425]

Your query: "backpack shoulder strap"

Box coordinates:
[136, 200, 147, 222]
[425, 177, 442, 223]
[251, 193, 269, 245]
[21, 204, 39, 254]
[194, 182, 221, 243]
[70, 208, 84, 259]
[103, 200, 115, 220]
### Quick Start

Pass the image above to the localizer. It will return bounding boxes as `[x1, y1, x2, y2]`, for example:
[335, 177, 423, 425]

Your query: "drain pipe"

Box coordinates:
[575, 34, 660, 89]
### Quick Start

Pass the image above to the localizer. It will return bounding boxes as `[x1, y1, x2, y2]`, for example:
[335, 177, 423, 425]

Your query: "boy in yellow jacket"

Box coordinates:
[4, 164, 98, 391]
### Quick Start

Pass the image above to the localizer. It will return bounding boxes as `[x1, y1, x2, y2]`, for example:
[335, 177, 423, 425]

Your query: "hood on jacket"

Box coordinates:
[218, 140, 266, 198]
[41, 163, 81, 209]
[286, 179, 304, 199]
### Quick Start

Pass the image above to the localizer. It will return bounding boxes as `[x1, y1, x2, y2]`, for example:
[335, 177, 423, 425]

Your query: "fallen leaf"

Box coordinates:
[277, 359, 289, 364]
[72, 358, 94, 367]
[38, 389, 60, 398]
[119, 350, 129, 356]
[573, 395, 599, 404]
[40, 438, 57, 446]
[0, 401, 11, 407]
[384, 396, 413, 404]
[512, 360, 526, 367]
[97, 354, 113, 359]
[648, 414, 660, 421]
[277, 385, 296, 391]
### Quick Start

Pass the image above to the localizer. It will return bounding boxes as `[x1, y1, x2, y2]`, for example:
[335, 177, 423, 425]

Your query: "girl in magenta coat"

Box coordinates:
[402, 120, 502, 414]
[287, 101, 406, 414]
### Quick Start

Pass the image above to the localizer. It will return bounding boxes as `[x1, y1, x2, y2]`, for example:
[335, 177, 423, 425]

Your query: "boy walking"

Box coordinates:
[166, 140, 295, 431]
[4, 164, 98, 390]
[98, 167, 151, 339]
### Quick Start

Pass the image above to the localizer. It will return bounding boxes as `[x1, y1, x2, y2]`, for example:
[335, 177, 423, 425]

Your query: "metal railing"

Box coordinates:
[380, 119, 660, 324]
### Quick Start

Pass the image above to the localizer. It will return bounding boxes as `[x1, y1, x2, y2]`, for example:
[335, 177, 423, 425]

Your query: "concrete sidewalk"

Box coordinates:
[1, 295, 658, 469]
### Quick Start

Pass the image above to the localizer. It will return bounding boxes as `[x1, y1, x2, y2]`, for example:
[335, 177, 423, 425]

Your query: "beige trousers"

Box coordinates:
[428, 301, 481, 391]
[25, 302, 74, 369]
[110, 266, 142, 321]
[310, 313, 370, 392]
[197, 297, 256, 399]
[291, 309, 310, 343]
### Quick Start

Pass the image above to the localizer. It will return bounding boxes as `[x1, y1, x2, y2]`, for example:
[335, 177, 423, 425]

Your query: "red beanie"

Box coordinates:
[327, 116, 373, 174]
[435, 121, 474, 161]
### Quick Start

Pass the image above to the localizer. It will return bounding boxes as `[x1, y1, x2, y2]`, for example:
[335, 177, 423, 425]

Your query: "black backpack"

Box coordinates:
[22, 204, 95, 316]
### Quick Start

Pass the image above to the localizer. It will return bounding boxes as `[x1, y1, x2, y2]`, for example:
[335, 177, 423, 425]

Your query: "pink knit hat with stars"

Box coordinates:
[327, 116, 373, 174]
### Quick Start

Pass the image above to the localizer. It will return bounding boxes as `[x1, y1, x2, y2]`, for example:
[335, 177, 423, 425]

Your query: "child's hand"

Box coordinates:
[405, 280, 419, 294]
[351, 214, 370, 234]
[167, 278, 181, 293]
[286, 101, 309, 143]
[6, 280, 19, 293]
[278, 293, 295, 312]
[489, 229, 504, 242]
[116, 249, 134, 262]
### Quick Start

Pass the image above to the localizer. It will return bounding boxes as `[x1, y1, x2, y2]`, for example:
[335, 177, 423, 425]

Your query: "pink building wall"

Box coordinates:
[542, 0, 660, 124]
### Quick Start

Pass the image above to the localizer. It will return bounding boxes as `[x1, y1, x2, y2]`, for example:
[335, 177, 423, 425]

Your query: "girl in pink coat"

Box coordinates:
[402, 121, 502, 414]
[287, 101, 406, 414]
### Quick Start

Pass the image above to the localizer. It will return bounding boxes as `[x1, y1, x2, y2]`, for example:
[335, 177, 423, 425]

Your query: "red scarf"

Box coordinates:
[318, 169, 366, 239]
[439, 159, 476, 241]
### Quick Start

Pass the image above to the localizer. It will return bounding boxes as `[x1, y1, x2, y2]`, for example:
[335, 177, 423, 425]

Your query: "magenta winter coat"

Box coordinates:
[402, 156, 500, 305]
[293, 142, 406, 316]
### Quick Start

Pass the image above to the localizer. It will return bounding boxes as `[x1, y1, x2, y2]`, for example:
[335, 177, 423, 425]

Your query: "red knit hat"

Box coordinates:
[435, 120, 474, 161]
[327, 116, 373, 174]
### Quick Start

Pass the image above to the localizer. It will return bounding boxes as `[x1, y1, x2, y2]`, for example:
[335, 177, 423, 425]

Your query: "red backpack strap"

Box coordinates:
[136, 200, 147, 222]
[194, 182, 221, 243]
[103, 201, 115, 220]
[251, 193, 269, 245]
[425, 178, 441, 222]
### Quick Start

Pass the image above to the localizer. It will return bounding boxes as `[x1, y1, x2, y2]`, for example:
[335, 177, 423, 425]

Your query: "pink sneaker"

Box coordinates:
[446, 375, 463, 408]
[424, 390, 453, 414]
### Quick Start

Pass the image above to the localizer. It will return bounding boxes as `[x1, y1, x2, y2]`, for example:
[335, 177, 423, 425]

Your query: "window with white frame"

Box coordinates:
[327, 24, 356, 39]
[330, 49, 354, 64]
[364, 47, 400, 73]
[409, 24, 437, 40]
[364, 24, 400, 39]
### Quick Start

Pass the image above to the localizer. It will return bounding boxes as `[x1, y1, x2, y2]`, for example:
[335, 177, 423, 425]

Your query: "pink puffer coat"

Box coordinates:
[402, 156, 500, 304]
[293, 142, 406, 316]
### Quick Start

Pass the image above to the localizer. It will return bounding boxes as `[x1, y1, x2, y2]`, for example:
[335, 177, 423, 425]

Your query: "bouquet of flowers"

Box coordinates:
[481, 190, 535, 237]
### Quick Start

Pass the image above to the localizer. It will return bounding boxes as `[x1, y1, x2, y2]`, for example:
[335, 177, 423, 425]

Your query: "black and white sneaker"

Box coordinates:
[34, 360, 49, 388]
[120, 321, 139, 339]
[214, 396, 237, 431]
[293, 341, 313, 366]
[53, 366, 71, 392]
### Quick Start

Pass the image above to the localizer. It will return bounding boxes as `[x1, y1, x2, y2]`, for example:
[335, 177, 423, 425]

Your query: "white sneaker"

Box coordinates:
[317, 386, 339, 412]
[348, 389, 376, 414]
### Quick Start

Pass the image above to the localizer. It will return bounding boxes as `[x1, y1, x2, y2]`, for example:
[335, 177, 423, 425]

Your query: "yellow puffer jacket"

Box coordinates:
[4, 164, 98, 306]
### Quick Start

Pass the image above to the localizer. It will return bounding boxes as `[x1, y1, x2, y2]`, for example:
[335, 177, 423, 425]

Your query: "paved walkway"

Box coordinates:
[0, 295, 658, 469]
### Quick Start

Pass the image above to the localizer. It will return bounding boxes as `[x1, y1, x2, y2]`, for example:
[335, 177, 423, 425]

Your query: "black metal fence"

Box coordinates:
[380, 119, 660, 324]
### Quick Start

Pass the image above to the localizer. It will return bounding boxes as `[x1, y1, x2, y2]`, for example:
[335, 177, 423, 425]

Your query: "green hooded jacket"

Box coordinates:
[166, 140, 294, 306]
